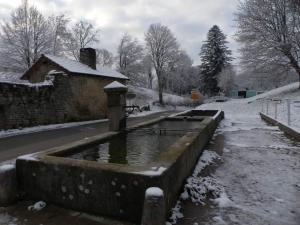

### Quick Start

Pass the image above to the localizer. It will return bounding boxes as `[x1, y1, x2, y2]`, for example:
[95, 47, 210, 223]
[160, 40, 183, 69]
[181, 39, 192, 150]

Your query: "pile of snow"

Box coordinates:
[27, 201, 46, 211]
[166, 150, 229, 224]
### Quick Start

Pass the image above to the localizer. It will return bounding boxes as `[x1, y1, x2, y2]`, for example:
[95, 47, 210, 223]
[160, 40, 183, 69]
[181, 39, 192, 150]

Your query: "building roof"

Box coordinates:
[43, 54, 128, 80]
[104, 81, 128, 92]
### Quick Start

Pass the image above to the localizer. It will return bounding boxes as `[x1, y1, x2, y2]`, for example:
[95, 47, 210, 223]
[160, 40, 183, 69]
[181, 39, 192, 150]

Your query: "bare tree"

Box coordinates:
[117, 33, 144, 83]
[66, 20, 100, 60]
[235, 0, 300, 87]
[145, 23, 179, 104]
[49, 14, 70, 56]
[0, 0, 53, 71]
[96, 48, 114, 67]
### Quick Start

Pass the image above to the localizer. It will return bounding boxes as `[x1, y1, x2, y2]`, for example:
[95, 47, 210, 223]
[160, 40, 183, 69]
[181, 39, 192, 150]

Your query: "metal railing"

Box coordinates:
[260, 98, 300, 127]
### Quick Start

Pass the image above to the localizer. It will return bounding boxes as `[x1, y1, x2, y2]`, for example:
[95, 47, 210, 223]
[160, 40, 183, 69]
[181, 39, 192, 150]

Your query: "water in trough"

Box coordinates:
[63, 120, 202, 165]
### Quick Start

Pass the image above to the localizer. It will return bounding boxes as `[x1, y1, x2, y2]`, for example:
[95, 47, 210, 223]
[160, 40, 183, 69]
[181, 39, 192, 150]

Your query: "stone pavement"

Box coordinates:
[175, 116, 300, 225]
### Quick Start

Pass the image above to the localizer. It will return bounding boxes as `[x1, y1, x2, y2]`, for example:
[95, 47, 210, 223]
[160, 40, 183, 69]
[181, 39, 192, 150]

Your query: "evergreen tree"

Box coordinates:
[199, 25, 232, 96]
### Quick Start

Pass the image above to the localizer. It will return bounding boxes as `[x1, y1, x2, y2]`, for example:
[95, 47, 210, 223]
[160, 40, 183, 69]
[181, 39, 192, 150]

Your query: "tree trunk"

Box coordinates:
[157, 72, 164, 105]
[285, 51, 300, 88]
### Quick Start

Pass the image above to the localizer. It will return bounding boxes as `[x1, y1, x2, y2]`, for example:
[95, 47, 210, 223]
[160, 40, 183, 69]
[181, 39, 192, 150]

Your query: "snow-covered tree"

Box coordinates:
[49, 14, 70, 56]
[141, 54, 154, 89]
[218, 65, 236, 95]
[0, 0, 53, 71]
[166, 50, 195, 95]
[145, 23, 179, 104]
[65, 20, 100, 60]
[199, 25, 233, 96]
[96, 48, 113, 67]
[236, 0, 300, 88]
[116, 34, 144, 84]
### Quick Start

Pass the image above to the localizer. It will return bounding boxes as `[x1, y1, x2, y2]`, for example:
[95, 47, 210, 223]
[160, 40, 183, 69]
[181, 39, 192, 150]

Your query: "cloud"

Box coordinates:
[0, 0, 240, 65]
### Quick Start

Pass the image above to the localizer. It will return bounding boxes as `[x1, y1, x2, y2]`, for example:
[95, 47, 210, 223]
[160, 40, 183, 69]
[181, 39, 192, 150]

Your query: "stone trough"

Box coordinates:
[15, 109, 224, 223]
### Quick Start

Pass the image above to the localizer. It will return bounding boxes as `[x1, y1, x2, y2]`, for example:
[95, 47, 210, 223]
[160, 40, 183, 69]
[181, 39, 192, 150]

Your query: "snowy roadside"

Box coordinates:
[166, 150, 225, 225]
[0, 119, 108, 139]
[167, 95, 300, 225]
[247, 82, 300, 130]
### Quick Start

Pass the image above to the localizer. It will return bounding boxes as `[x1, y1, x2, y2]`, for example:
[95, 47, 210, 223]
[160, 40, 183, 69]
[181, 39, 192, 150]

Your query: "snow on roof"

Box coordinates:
[0, 71, 53, 87]
[44, 54, 128, 80]
[104, 81, 127, 90]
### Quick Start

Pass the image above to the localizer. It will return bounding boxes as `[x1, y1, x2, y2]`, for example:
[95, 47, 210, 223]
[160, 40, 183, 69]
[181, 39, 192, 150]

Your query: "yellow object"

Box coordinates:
[191, 89, 201, 101]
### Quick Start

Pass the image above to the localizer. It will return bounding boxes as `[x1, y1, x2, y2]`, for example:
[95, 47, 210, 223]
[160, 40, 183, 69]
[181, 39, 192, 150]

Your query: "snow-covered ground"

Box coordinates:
[128, 85, 193, 107]
[167, 91, 300, 225]
[242, 82, 300, 130]
[257, 84, 300, 130]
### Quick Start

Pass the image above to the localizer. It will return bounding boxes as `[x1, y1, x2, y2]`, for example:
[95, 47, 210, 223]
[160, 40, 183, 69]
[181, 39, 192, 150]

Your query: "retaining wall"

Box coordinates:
[260, 112, 300, 141]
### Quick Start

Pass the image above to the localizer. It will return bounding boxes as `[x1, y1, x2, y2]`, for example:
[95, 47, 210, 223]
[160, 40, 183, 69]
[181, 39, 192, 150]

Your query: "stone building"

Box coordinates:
[0, 48, 128, 129]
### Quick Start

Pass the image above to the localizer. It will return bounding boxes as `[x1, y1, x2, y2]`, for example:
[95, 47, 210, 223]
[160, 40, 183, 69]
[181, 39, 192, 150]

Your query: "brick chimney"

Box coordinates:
[79, 48, 96, 70]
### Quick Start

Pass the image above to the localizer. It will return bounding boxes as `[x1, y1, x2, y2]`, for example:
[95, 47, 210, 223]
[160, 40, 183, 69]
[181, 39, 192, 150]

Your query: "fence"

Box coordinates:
[260, 98, 300, 129]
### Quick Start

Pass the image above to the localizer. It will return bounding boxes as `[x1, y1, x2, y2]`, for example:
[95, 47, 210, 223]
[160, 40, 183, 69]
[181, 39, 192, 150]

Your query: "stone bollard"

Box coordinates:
[141, 187, 165, 225]
[0, 164, 17, 206]
[104, 81, 128, 131]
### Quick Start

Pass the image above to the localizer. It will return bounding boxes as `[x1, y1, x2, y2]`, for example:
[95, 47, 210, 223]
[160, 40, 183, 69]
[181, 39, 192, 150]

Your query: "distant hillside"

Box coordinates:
[247, 82, 300, 103]
[128, 85, 193, 106]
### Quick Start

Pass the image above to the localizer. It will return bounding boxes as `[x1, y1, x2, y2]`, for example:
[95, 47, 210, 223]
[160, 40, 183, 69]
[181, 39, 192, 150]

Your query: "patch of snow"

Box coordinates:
[212, 216, 227, 225]
[128, 106, 167, 118]
[0, 164, 15, 172]
[192, 151, 220, 177]
[0, 213, 18, 225]
[212, 192, 233, 208]
[247, 82, 299, 103]
[0, 70, 55, 87]
[0, 118, 107, 139]
[17, 153, 38, 162]
[134, 166, 167, 176]
[168, 201, 184, 224]
[146, 187, 163, 197]
[28, 201, 46, 211]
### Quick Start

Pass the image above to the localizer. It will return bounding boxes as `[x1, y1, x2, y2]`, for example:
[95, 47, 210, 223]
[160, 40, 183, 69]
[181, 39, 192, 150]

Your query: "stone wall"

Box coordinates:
[0, 74, 72, 130]
[0, 69, 127, 130]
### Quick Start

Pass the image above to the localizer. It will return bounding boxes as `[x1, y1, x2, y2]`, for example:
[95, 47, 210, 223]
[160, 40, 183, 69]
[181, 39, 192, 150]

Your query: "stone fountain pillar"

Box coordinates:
[104, 81, 128, 131]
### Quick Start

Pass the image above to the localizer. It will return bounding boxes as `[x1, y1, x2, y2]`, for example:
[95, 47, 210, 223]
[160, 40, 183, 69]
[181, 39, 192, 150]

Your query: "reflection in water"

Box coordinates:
[67, 120, 202, 165]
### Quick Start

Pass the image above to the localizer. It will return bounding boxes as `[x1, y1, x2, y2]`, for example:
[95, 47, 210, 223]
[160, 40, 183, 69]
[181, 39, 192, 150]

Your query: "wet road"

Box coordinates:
[0, 111, 177, 162]
[176, 110, 300, 225]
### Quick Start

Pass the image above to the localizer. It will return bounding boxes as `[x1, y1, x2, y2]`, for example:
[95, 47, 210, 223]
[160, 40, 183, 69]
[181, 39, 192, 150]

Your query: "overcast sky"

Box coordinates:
[0, 0, 240, 66]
